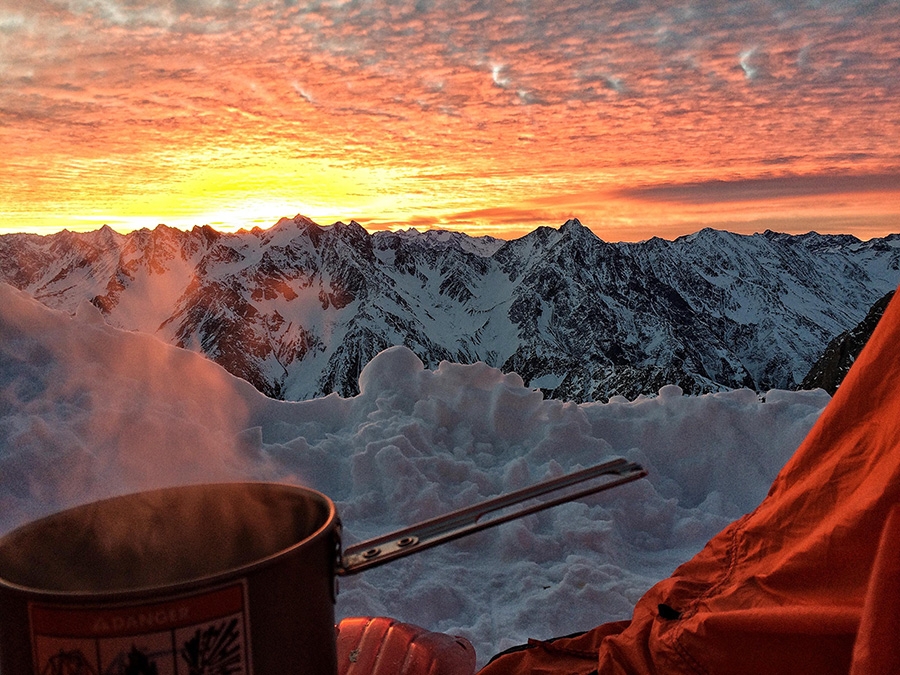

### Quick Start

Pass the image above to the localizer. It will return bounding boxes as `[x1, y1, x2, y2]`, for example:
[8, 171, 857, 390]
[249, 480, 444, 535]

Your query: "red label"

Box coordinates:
[29, 581, 252, 675]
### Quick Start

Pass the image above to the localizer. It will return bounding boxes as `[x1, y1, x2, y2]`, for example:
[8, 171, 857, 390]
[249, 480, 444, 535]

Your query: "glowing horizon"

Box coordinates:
[1, 1, 898, 243]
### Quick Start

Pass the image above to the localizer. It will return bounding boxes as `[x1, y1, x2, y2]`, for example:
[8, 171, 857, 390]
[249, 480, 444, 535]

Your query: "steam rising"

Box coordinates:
[0, 483, 332, 592]
[0, 286, 273, 531]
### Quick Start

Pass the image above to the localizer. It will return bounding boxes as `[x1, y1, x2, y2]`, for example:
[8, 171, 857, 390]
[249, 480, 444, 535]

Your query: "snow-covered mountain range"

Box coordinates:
[2, 216, 898, 402]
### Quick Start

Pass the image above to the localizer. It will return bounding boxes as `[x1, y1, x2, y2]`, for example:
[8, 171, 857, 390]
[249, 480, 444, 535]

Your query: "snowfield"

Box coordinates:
[0, 283, 830, 666]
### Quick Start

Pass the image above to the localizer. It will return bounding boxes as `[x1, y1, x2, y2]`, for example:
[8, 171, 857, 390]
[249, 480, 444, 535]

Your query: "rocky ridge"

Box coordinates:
[1, 216, 898, 402]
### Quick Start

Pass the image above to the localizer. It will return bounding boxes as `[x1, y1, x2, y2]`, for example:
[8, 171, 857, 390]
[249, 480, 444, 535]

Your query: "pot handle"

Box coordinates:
[337, 457, 646, 575]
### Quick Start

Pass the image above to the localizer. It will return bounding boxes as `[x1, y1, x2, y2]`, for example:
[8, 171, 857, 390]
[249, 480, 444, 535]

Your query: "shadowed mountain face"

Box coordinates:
[800, 290, 896, 395]
[2, 217, 898, 402]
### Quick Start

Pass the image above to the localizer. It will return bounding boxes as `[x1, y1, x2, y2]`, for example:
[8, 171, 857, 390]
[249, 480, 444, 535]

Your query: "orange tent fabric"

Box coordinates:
[480, 285, 900, 675]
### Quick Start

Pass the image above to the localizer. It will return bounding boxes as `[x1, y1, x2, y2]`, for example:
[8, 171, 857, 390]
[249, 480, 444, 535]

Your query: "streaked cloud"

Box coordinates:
[619, 173, 900, 204]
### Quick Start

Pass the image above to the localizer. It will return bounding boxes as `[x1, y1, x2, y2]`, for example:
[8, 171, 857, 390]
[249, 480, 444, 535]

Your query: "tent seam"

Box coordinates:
[670, 514, 750, 675]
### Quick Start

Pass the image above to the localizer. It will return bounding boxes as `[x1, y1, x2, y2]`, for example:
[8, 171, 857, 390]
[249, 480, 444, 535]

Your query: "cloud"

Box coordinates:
[445, 205, 563, 225]
[0, 12, 27, 33]
[739, 47, 760, 80]
[291, 82, 315, 104]
[491, 63, 510, 88]
[618, 173, 900, 205]
[2, 0, 900, 238]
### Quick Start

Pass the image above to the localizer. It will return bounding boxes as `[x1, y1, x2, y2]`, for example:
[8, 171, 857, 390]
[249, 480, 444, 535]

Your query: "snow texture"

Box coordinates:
[0, 283, 830, 666]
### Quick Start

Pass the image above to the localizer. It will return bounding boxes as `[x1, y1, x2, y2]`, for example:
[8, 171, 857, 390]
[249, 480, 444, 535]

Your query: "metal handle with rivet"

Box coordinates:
[337, 457, 646, 575]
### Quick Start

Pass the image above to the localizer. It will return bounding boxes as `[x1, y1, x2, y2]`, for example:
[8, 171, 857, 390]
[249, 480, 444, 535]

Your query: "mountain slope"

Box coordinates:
[800, 290, 896, 394]
[1, 217, 898, 402]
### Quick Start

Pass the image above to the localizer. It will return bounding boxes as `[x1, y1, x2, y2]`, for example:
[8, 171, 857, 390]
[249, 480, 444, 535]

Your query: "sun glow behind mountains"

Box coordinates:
[1, 0, 898, 240]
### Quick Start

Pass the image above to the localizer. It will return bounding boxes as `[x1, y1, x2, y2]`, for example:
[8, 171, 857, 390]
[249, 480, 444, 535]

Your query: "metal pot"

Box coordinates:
[0, 458, 644, 675]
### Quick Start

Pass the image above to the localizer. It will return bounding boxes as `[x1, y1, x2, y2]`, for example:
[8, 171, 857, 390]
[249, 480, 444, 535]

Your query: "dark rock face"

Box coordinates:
[1, 217, 898, 402]
[800, 290, 896, 395]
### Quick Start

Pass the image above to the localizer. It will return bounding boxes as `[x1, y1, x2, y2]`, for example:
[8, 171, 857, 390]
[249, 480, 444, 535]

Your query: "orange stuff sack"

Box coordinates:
[337, 617, 476, 675]
[480, 285, 900, 675]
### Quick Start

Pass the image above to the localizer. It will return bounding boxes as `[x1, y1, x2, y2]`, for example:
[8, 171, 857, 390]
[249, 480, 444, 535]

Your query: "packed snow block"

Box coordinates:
[337, 616, 476, 675]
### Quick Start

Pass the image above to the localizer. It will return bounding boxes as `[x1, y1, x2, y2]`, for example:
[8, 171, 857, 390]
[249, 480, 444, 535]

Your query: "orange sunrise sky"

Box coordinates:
[1, 0, 898, 241]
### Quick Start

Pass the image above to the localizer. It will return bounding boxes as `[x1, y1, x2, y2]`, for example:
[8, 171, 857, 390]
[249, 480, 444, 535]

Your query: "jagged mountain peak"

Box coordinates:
[374, 227, 504, 257]
[259, 213, 320, 239]
[144, 223, 191, 245]
[760, 229, 802, 243]
[556, 218, 605, 247]
[639, 235, 673, 250]
[265, 215, 372, 250]
[291, 213, 320, 228]
[189, 224, 221, 244]
[676, 227, 743, 245]
[97, 223, 124, 239]
[558, 217, 590, 233]
[71, 224, 126, 249]
[2, 218, 898, 403]
[328, 219, 370, 240]
[495, 224, 560, 255]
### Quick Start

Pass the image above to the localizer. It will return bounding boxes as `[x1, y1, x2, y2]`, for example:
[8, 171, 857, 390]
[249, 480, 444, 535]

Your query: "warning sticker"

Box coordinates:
[29, 582, 252, 675]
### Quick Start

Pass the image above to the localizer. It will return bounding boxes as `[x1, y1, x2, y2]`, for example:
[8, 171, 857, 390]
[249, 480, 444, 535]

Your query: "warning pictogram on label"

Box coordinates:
[29, 582, 252, 675]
